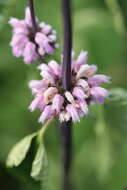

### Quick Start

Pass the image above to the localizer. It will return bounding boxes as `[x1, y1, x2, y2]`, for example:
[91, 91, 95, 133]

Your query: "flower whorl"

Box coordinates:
[29, 51, 110, 123]
[9, 7, 57, 64]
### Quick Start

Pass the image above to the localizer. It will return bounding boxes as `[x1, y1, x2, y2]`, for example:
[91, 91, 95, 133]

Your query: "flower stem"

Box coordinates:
[37, 119, 53, 143]
[61, 0, 72, 189]
[28, 0, 37, 32]
[28, 0, 44, 62]
[61, 121, 72, 190]
[62, 0, 72, 91]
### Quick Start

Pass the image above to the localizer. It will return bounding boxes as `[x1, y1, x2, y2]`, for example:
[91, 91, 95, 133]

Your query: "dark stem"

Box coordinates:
[62, 0, 72, 91]
[61, 121, 72, 190]
[61, 0, 72, 190]
[28, 0, 37, 32]
[28, 0, 44, 62]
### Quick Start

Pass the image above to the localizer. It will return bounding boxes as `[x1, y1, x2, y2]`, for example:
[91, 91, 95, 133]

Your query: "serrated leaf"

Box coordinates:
[31, 142, 48, 181]
[6, 133, 36, 167]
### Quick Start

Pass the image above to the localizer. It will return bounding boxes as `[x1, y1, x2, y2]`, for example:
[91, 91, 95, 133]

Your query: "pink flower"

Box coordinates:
[29, 95, 43, 112]
[52, 94, 64, 114]
[88, 74, 110, 86]
[76, 64, 97, 79]
[29, 51, 110, 123]
[9, 7, 57, 64]
[23, 42, 37, 63]
[66, 104, 80, 122]
[43, 87, 58, 104]
[73, 87, 88, 100]
[76, 79, 89, 89]
[91, 87, 109, 104]
[48, 60, 61, 77]
[65, 91, 75, 103]
[75, 51, 88, 71]
[39, 106, 54, 123]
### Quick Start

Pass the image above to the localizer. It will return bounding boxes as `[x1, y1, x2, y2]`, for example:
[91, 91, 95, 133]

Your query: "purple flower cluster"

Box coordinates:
[29, 51, 110, 123]
[9, 7, 57, 64]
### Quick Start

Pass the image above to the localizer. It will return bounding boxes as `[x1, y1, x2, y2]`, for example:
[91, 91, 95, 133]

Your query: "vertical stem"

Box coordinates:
[62, 0, 72, 91]
[28, 0, 37, 32]
[61, 0, 72, 190]
[61, 121, 72, 190]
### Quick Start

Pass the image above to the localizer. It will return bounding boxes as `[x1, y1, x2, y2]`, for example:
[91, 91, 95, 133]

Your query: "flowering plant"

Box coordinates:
[6, 0, 110, 189]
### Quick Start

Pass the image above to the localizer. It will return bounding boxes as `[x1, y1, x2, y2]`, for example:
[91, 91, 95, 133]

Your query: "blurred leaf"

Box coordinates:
[105, 0, 125, 35]
[74, 8, 112, 30]
[105, 88, 127, 133]
[94, 105, 112, 181]
[109, 88, 127, 103]
[6, 133, 37, 167]
[0, 0, 17, 30]
[31, 141, 48, 181]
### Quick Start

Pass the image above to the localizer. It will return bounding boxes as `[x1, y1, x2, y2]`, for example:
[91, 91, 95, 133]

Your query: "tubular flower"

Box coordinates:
[29, 51, 110, 123]
[9, 7, 58, 64]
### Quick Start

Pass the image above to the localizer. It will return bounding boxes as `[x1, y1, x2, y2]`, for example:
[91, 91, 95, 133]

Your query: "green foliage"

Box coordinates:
[31, 141, 48, 181]
[6, 133, 37, 167]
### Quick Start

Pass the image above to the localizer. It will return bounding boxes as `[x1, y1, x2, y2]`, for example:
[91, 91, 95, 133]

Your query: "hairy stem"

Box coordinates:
[61, 0, 72, 189]
[28, 0, 37, 32]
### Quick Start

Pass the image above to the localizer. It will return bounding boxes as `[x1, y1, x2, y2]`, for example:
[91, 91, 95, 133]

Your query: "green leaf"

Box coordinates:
[6, 133, 36, 167]
[105, 88, 127, 133]
[0, 0, 17, 31]
[31, 141, 48, 181]
[108, 88, 127, 104]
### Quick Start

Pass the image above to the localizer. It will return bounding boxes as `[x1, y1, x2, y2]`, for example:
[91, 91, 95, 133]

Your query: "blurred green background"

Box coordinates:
[0, 0, 127, 189]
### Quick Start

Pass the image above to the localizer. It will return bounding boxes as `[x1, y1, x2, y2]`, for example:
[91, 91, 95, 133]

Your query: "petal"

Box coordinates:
[91, 87, 109, 104]
[38, 106, 54, 123]
[10, 34, 28, 47]
[66, 104, 80, 122]
[52, 94, 64, 114]
[23, 42, 37, 63]
[43, 42, 54, 54]
[78, 100, 89, 115]
[75, 51, 88, 70]
[88, 74, 110, 86]
[59, 111, 71, 123]
[12, 47, 22, 57]
[65, 91, 75, 103]
[76, 64, 97, 79]
[29, 95, 42, 111]
[76, 79, 89, 89]
[42, 24, 52, 35]
[40, 70, 55, 84]
[48, 60, 61, 77]
[35, 32, 48, 46]
[28, 79, 48, 94]
[43, 87, 58, 104]
[73, 87, 88, 100]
